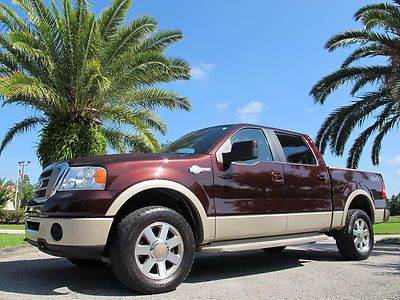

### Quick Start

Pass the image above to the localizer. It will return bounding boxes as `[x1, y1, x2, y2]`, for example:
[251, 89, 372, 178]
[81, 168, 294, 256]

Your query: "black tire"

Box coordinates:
[110, 206, 195, 294]
[67, 258, 106, 268]
[336, 209, 374, 260]
[262, 246, 286, 253]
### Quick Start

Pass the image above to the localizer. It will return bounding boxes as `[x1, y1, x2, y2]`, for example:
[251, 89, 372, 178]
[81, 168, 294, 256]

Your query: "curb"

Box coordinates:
[378, 239, 400, 245]
[0, 245, 38, 259]
[0, 229, 25, 234]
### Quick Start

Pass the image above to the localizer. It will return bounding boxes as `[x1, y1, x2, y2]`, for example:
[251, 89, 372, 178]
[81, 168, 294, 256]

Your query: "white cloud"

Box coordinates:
[397, 170, 400, 176]
[190, 63, 216, 80]
[237, 101, 265, 123]
[215, 101, 229, 113]
[389, 155, 400, 165]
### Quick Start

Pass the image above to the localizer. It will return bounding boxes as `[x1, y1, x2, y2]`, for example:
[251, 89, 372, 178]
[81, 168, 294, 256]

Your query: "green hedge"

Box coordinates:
[0, 210, 25, 224]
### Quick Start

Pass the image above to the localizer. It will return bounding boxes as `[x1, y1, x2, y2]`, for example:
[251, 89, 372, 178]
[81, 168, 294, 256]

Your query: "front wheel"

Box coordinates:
[110, 206, 195, 294]
[335, 209, 373, 260]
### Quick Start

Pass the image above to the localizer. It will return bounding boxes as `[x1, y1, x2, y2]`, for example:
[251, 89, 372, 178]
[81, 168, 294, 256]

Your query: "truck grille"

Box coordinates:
[33, 162, 69, 203]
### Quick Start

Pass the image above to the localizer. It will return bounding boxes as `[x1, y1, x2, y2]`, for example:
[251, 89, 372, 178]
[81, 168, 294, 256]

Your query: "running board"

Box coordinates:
[199, 233, 327, 253]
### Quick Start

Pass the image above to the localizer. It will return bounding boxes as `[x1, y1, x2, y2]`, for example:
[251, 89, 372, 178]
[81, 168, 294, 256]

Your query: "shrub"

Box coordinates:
[0, 209, 25, 224]
[387, 194, 400, 216]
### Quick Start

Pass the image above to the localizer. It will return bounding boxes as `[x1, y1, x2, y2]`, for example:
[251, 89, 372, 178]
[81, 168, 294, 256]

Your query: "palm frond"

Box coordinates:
[121, 88, 191, 111]
[315, 91, 387, 155]
[346, 120, 381, 169]
[341, 44, 384, 68]
[0, 116, 47, 154]
[139, 30, 183, 52]
[371, 116, 398, 165]
[329, 97, 387, 156]
[105, 15, 157, 64]
[102, 106, 167, 135]
[325, 30, 397, 51]
[98, 0, 132, 40]
[0, 71, 61, 107]
[310, 66, 390, 104]
[0, 3, 29, 31]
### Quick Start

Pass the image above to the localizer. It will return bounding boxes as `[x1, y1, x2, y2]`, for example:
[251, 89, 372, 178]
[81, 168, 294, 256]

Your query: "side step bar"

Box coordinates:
[199, 233, 328, 253]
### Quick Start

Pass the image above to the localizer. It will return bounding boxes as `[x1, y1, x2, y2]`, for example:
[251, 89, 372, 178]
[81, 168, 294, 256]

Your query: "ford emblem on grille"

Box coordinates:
[35, 179, 44, 190]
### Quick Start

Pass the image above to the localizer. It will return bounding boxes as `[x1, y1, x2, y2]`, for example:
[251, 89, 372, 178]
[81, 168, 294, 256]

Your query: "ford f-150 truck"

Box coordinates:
[25, 124, 390, 293]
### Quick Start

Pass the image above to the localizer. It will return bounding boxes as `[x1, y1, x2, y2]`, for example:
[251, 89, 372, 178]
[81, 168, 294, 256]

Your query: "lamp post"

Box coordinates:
[14, 160, 30, 210]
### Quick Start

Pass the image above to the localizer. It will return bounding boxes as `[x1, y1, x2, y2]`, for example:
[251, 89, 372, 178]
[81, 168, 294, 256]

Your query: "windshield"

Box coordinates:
[161, 125, 233, 154]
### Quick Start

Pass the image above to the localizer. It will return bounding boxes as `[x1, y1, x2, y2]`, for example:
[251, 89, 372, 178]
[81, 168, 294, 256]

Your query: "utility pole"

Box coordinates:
[14, 161, 30, 210]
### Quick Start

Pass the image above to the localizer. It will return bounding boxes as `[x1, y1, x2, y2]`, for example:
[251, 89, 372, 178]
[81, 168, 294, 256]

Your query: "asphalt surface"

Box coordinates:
[0, 240, 399, 300]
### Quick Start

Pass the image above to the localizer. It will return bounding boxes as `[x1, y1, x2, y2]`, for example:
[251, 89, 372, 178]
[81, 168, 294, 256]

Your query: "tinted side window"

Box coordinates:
[275, 132, 316, 165]
[230, 129, 273, 164]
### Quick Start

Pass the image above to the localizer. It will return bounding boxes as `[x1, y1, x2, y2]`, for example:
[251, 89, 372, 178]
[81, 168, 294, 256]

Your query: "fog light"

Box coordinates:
[50, 223, 63, 241]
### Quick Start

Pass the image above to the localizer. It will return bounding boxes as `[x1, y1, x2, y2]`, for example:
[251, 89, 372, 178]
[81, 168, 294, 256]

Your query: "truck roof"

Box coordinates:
[219, 123, 309, 137]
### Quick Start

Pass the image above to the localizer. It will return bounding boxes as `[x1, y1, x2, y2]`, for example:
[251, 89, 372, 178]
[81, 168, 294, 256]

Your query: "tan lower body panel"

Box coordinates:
[216, 214, 287, 241]
[287, 211, 332, 234]
[374, 209, 385, 224]
[331, 211, 344, 229]
[25, 217, 113, 246]
[216, 211, 333, 242]
[199, 233, 327, 253]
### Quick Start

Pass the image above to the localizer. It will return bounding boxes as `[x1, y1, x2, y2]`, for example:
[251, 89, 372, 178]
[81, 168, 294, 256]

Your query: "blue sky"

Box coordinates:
[0, 0, 399, 196]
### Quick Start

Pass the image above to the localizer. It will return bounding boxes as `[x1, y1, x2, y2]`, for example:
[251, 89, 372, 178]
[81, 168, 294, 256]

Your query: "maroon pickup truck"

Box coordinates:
[25, 124, 389, 293]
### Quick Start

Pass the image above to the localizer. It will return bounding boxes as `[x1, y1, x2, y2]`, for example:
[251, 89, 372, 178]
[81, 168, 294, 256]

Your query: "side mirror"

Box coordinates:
[222, 140, 258, 165]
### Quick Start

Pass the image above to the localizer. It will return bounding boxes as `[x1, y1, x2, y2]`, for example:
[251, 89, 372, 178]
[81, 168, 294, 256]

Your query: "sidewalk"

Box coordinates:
[375, 234, 400, 242]
[0, 245, 36, 258]
[0, 229, 24, 234]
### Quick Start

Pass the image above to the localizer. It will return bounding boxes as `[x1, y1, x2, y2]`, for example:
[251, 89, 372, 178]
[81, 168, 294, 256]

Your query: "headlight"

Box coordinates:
[59, 167, 107, 191]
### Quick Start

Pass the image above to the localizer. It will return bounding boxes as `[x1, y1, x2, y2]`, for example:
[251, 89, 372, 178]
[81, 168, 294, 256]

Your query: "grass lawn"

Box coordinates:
[0, 224, 24, 230]
[0, 234, 27, 249]
[373, 215, 400, 234]
[386, 215, 400, 223]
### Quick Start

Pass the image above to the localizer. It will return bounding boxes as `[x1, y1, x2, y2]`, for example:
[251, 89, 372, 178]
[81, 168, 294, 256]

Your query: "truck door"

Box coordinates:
[273, 131, 332, 234]
[213, 128, 287, 241]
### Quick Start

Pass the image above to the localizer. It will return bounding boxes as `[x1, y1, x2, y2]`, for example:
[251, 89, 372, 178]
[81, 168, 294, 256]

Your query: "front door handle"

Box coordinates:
[317, 174, 327, 182]
[272, 172, 284, 184]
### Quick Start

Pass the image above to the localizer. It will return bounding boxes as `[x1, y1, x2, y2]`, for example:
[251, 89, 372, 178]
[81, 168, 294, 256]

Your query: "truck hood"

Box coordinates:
[67, 152, 206, 166]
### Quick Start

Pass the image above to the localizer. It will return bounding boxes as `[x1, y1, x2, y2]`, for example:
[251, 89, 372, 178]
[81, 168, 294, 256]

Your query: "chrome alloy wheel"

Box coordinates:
[353, 219, 370, 254]
[135, 222, 184, 280]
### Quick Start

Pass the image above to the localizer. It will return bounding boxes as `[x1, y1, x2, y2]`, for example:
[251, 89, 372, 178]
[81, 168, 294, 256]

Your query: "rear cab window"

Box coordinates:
[275, 132, 317, 165]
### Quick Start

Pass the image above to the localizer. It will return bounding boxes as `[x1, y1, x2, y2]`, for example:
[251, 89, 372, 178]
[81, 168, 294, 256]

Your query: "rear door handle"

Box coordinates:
[272, 172, 284, 184]
[317, 174, 327, 182]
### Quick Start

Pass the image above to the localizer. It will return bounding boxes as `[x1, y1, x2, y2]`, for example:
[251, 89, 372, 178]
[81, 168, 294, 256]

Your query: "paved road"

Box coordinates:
[0, 240, 399, 300]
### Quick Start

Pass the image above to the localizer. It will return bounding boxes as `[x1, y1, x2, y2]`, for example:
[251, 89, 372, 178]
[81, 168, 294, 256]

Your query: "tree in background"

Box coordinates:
[310, 1, 400, 168]
[18, 175, 35, 208]
[387, 193, 400, 215]
[0, 178, 13, 209]
[0, 0, 191, 168]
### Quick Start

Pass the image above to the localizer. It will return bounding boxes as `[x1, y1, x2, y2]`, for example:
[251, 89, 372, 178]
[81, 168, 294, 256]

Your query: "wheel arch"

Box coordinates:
[341, 190, 375, 226]
[105, 180, 215, 245]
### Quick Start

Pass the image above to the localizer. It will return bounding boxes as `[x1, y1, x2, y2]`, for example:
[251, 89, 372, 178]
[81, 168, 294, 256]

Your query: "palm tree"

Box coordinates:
[310, 1, 400, 168]
[0, 0, 191, 167]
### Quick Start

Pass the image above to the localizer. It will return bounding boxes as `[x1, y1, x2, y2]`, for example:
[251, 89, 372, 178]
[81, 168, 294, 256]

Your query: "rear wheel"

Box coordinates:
[262, 246, 286, 253]
[336, 209, 373, 260]
[67, 258, 106, 268]
[110, 206, 195, 294]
